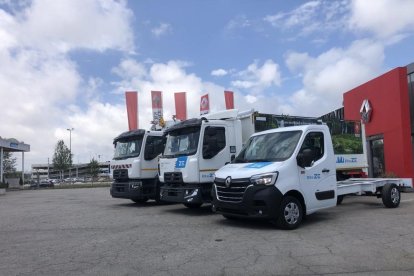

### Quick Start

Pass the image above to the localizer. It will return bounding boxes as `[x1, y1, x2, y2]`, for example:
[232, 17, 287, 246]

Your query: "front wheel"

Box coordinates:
[183, 202, 202, 209]
[337, 195, 344, 205]
[154, 179, 162, 203]
[382, 183, 400, 208]
[274, 196, 303, 230]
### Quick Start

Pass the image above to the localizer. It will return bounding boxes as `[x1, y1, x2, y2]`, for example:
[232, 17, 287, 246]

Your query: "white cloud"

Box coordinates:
[151, 23, 172, 38]
[349, 0, 414, 38]
[231, 59, 281, 91]
[225, 15, 251, 31]
[284, 39, 384, 115]
[211, 68, 228, 77]
[15, 0, 135, 53]
[0, 0, 135, 170]
[285, 52, 311, 73]
[264, 0, 349, 37]
[245, 95, 257, 104]
[112, 59, 148, 80]
[64, 102, 127, 163]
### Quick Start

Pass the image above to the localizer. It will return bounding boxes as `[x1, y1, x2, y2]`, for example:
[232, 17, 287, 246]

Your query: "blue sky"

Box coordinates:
[1, 0, 414, 170]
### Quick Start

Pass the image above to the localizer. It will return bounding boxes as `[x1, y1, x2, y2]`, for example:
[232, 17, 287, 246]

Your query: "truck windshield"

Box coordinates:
[113, 137, 143, 160]
[234, 130, 302, 163]
[164, 126, 201, 158]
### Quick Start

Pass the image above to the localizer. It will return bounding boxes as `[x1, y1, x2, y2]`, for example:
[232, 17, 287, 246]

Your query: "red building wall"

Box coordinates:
[343, 67, 414, 179]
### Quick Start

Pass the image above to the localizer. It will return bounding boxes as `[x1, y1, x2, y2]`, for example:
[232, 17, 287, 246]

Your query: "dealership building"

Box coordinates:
[342, 63, 414, 180]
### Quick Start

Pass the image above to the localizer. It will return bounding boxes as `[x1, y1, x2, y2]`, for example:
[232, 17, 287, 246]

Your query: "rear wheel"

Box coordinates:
[274, 196, 303, 230]
[183, 202, 202, 208]
[131, 198, 149, 203]
[382, 183, 400, 208]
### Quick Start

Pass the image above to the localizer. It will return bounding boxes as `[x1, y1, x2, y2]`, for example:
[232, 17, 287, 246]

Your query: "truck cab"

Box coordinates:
[110, 129, 166, 203]
[212, 125, 338, 229]
[159, 109, 254, 208]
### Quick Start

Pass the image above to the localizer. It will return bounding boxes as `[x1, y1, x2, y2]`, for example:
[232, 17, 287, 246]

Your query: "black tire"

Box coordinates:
[382, 183, 400, 208]
[131, 198, 149, 204]
[154, 179, 162, 203]
[337, 195, 344, 205]
[274, 196, 303, 230]
[183, 202, 202, 208]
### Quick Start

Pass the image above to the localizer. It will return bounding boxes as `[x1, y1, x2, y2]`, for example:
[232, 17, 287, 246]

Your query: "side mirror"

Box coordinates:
[145, 144, 156, 160]
[297, 148, 314, 168]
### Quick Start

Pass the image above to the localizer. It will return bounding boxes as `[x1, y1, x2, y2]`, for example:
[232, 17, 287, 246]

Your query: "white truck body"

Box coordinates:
[212, 124, 412, 229]
[159, 109, 256, 206]
[110, 129, 166, 203]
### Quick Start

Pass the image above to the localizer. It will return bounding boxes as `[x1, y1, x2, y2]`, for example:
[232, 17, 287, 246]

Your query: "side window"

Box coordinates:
[144, 136, 166, 160]
[202, 127, 226, 159]
[299, 132, 324, 164]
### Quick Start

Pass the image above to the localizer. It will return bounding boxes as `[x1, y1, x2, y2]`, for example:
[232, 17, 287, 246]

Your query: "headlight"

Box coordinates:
[250, 172, 278, 186]
[130, 181, 142, 189]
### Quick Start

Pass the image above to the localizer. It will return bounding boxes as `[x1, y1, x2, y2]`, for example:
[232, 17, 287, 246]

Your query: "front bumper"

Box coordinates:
[110, 179, 157, 200]
[212, 184, 283, 219]
[160, 183, 212, 204]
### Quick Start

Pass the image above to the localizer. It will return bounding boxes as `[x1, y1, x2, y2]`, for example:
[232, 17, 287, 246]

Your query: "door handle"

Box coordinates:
[322, 169, 330, 173]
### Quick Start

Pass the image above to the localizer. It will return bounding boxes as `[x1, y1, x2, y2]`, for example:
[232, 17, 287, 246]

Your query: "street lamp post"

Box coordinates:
[67, 128, 74, 183]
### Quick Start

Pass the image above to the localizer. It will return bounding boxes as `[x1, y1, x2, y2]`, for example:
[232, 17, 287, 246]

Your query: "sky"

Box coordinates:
[1, 0, 414, 171]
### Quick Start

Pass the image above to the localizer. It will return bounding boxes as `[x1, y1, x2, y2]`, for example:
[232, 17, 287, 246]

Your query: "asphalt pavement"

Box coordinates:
[1, 188, 414, 275]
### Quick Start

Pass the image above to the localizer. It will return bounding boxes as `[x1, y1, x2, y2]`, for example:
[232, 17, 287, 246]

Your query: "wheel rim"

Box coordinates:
[391, 187, 400, 204]
[284, 202, 300, 225]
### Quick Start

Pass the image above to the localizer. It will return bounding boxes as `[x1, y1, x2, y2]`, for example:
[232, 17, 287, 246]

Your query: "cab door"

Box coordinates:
[198, 126, 229, 183]
[297, 131, 336, 212]
[141, 135, 166, 178]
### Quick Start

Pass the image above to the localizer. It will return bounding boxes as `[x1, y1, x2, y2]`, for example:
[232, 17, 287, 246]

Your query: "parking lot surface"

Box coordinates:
[1, 188, 414, 275]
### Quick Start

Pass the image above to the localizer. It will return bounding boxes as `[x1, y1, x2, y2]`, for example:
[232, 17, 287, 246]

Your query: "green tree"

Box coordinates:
[88, 158, 100, 184]
[2, 151, 17, 173]
[52, 140, 72, 180]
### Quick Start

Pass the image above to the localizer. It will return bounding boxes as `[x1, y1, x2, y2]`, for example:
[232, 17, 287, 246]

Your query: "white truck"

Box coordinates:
[212, 124, 412, 229]
[159, 109, 257, 208]
[110, 129, 166, 203]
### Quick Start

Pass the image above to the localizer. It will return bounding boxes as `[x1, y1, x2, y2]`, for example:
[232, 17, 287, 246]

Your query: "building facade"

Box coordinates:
[343, 63, 414, 179]
[31, 161, 111, 182]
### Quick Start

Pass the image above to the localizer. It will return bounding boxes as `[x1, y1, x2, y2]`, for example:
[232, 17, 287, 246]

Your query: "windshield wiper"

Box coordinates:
[233, 158, 247, 163]
[245, 159, 273, 163]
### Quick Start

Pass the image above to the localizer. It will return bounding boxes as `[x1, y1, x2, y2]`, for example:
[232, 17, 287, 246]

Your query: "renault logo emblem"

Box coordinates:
[225, 176, 232, 188]
[360, 99, 372, 123]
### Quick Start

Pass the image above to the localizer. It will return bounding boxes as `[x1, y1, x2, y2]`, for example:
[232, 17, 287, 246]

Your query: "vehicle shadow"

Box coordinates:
[164, 204, 216, 216]
[110, 201, 177, 208]
[213, 216, 276, 230]
[212, 211, 336, 230]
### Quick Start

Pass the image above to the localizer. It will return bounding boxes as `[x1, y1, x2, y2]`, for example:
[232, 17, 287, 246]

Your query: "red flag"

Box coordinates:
[174, 92, 187, 120]
[151, 91, 163, 124]
[200, 93, 209, 115]
[224, 91, 234, 109]
[125, 91, 138, 130]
